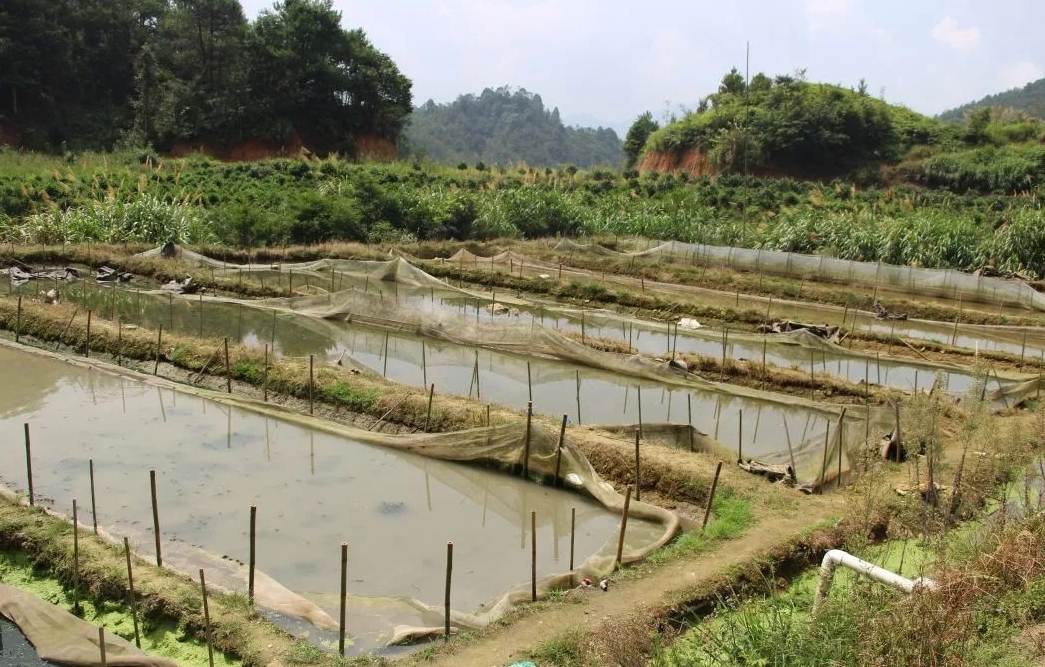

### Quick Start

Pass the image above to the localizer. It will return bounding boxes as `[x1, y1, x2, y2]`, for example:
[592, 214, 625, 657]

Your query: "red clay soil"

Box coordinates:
[170, 133, 307, 161]
[638, 147, 715, 176]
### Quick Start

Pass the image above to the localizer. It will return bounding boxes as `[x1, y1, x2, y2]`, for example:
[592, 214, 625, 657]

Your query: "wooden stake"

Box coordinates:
[615, 486, 633, 567]
[89, 459, 98, 534]
[687, 394, 694, 452]
[526, 361, 532, 402]
[23, 423, 33, 506]
[308, 354, 314, 415]
[530, 511, 537, 602]
[15, 295, 21, 342]
[150, 470, 162, 567]
[153, 326, 162, 375]
[123, 537, 140, 648]
[248, 506, 257, 603]
[339, 543, 348, 656]
[199, 569, 214, 667]
[523, 401, 533, 478]
[737, 409, 743, 463]
[819, 421, 831, 493]
[224, 338, 231, 393]
[554, 414, 567, 486]
[421, 340, 427, 387]
[702, 461, 723, 531]
[569, 507, 576, 570]
[262, 344, 269, 402]
[198, 293, 204, 337]
[85, 309, 92, 357]
[444, 541, 453, 642]
[116, 319, 122, 365]
[575, 370, 582, 425]
[72, 499, 81, 612]
[634, 430, 641, 501]
[425, 383, 434, 431]
[98, 627, 107, 666]
[382, 331, 389, 377]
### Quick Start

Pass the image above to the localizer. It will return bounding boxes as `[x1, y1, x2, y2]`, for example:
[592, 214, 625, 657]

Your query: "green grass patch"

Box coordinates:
[647, 491, 754, 565]
[0, 550, 240, 666]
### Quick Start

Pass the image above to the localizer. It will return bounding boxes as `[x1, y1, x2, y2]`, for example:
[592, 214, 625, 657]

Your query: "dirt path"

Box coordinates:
[426, 497, 841, 667]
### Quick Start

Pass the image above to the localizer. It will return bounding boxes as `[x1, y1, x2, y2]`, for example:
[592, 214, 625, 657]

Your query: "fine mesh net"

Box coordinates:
[553, 239, 1045, 311]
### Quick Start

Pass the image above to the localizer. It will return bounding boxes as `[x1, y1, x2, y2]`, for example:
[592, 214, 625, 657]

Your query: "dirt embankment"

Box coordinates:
[637, 147, 715, 176]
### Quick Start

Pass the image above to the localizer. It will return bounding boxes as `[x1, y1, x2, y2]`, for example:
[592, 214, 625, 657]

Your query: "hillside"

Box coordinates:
[640, 70, 948, 178]
[939, 77, 1045, 122]
[638, 69, 1044, 193]
[403, 87, 623, 168]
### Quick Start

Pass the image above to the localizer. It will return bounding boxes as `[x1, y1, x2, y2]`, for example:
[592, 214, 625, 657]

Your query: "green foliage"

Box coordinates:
[322, 381, 379, 412]
[898, 143, 1045, 193]
[403, 87, 622, 168]
[623, 112, 659, 168]
[939, 76, 1045, 122]
[646, 75, 910, 173]
[0, 151, 1042, 277]
[0, 0, 412, 153]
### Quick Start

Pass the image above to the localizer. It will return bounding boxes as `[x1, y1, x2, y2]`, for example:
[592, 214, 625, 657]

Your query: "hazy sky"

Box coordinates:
[240, 0, 1045, 134]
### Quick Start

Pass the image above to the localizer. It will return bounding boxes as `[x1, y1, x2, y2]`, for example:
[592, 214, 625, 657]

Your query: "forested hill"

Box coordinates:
[0, 0, 412, 155]
[403, 87, 623, 168]
[939, 78, 1045, 122]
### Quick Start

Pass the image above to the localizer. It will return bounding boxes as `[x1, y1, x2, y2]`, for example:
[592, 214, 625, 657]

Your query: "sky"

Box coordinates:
[240, 0, 1045, 135]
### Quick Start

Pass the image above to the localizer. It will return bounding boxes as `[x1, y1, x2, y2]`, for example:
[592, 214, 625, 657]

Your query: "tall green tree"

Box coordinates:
[247, 0, 412, 153]
[623, 111, 659, 167]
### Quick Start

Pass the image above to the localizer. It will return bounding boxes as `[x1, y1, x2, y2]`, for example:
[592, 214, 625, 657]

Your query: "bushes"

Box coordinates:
[899, 144, 1045, 193]
[0, 194, 214, 245]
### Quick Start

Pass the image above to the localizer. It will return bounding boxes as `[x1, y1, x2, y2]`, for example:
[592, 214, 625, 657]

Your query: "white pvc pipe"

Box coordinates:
[812, 549, 936, 613]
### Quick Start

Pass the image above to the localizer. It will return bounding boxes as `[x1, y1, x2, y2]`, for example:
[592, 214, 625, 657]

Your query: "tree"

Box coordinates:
[718, 68, 747, 95]
[247, 0, 411, 153]
[963, 107, 992, 145]
[623, 112, 659, 167]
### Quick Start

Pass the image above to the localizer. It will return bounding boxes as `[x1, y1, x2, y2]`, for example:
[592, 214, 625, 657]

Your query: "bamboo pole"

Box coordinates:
[444, 542, 453, 642]
[308, 354, 314, 415]
[339, 543, 348, 656]
[85, 309, 92, 357]
[263, 344, 269, 402]
[634, 430, 641, 501]
[89, 459, 98, 534]
[530, 511, 537, 602]
[819, 421, 831, 493]
[98, 627, 107, 666]
[737, 409, 744, 463]
[153, 326, 162, 375]
[24, 423, 33, 506]
[554, 414, 567, 486]
[224, 338, 231, 393]
[248, 506, 257, 603]
[15, 295, 21, 342]
[72, 499, 81, 613]
[150, 470, 162, 567]
[199, 570, 214, 667]
[615, 486, 633, 567]
[425, 383, 434, 431]
[123, 537, 140, 648]
[523, 401, 533, 478]
[702, 461, 723, 531]
[569, 507, 576, 570]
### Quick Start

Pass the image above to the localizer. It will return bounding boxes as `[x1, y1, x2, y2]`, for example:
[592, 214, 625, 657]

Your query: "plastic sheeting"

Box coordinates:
[0, 583, 176, 667]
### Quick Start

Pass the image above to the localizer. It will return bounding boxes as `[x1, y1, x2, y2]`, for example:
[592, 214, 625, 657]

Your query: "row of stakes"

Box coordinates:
[19, 419, 729, 661]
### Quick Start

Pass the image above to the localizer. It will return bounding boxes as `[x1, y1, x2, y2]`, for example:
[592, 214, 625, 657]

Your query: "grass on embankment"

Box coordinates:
[0, 549, 239, 666]
[0, 496, 353, 666]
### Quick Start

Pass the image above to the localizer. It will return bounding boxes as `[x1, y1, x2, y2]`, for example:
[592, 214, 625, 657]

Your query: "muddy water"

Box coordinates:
[24, 285, 856, 467]
[0, 346, 663, 654]
[479, 257, 1045, 359]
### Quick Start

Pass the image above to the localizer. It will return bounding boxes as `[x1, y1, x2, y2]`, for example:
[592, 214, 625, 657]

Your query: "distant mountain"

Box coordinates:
[939, 78, 1045, 122]
[403, 87, 623, 168]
